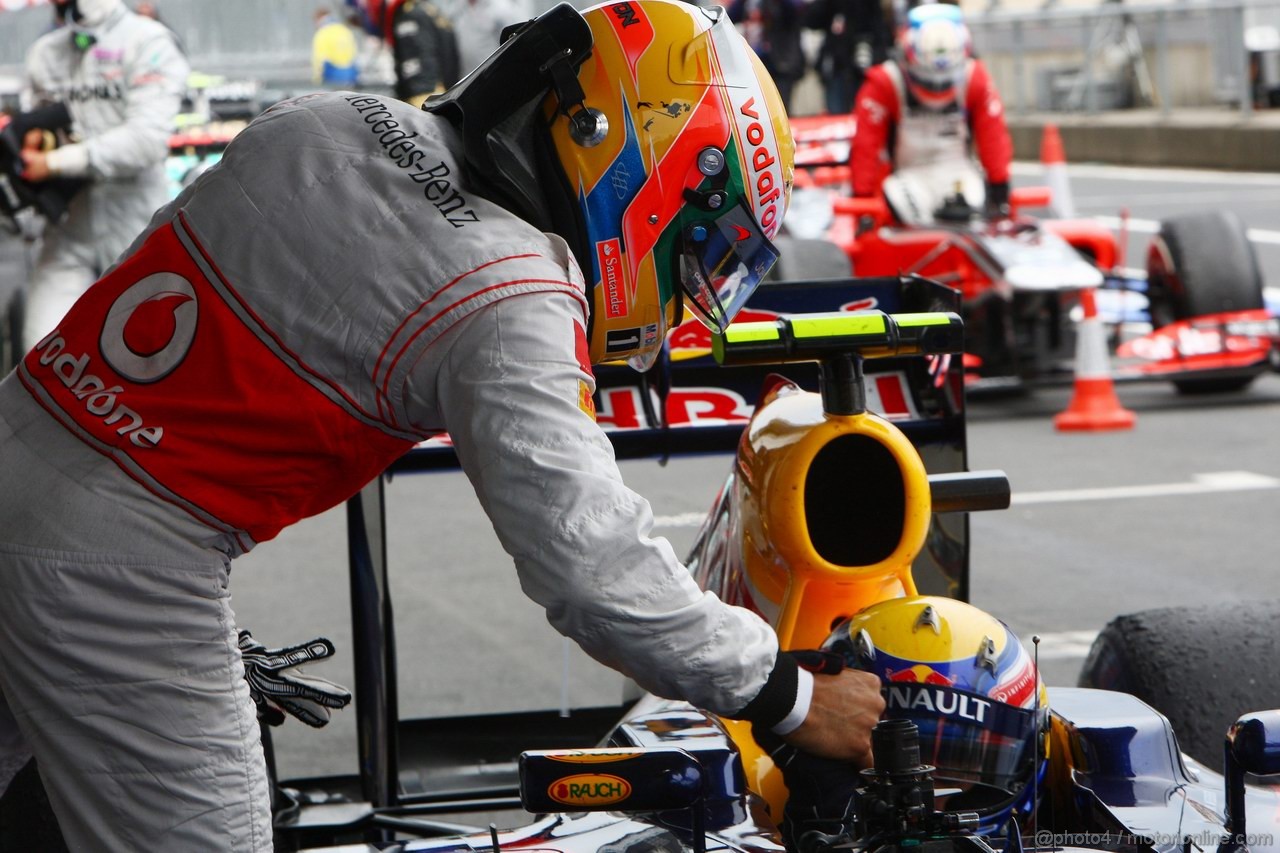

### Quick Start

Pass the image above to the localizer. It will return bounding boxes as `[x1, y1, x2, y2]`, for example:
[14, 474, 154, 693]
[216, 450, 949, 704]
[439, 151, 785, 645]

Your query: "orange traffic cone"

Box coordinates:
[1055, 288, 1136, 432]
[1040, 123, 1076, 219]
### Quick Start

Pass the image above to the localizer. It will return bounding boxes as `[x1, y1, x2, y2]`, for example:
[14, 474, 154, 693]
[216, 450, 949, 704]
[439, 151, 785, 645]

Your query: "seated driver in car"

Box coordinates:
[759, 596, 1049, 851]
[851, 5, 1012, 222]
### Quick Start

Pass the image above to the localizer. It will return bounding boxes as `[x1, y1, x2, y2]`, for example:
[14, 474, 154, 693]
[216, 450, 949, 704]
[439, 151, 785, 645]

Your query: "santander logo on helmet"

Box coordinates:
[100, 273, 198, 384]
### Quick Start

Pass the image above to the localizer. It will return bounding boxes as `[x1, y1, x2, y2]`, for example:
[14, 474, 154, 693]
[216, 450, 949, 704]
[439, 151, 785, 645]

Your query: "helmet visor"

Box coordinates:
[679, 201, 780, 333]
[884, 683, 1043, 799]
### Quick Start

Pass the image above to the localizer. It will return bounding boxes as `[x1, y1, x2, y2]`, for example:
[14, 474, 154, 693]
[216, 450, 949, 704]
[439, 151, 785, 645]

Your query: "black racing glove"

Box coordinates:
[754, 650, 863, 852]
[983, 181, 1011, 221]
[0, 102, 87, 226]
[238, 631, 352, 728]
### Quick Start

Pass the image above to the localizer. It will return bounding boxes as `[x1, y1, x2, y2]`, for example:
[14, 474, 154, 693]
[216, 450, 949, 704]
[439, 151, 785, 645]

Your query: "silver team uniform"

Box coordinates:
[0, 93, 781, 850]
[20, 2, 188, 352]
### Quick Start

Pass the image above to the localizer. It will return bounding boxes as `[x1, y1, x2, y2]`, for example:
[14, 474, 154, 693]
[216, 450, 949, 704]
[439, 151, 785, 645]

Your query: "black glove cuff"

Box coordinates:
[986, 181, 1010, 207]
[729, 650, 799, 730]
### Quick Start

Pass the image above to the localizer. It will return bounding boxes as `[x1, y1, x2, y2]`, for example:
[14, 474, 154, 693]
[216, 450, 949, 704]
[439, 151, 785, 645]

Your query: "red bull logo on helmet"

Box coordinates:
[548, 773, 632, 807]
[887, 664, 956, 687]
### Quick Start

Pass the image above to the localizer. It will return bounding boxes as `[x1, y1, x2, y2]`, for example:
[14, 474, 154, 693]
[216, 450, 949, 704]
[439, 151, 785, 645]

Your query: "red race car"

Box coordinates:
[778, 114, 1280, 395]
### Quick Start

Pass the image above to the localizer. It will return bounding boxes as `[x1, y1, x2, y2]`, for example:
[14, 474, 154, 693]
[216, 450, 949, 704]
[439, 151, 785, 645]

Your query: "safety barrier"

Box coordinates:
[968, 0, 1280, 118]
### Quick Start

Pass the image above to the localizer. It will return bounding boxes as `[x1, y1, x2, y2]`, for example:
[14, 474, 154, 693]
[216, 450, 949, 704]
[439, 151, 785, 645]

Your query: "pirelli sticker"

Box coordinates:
[548, 773, 632, 807]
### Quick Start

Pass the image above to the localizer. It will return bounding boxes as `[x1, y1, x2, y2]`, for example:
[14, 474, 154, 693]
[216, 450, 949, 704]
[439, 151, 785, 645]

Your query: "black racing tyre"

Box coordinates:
[1078, 600, 1280, 768]
[1146, 210, 1265, 394]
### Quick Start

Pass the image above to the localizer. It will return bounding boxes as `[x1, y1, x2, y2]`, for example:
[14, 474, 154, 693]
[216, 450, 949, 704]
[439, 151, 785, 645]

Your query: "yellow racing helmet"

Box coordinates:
[824, 596, 1050, 834]
[546, 0, 795, 369]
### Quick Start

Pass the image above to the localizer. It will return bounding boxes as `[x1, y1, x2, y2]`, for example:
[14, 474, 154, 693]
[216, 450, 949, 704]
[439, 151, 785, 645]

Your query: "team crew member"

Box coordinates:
[851, 4, 1011, 211]
[18, 0, 188, 352]
[312, 8, 361, 86]
[0, 2, 883, 849]
[352, 0, 461, 106]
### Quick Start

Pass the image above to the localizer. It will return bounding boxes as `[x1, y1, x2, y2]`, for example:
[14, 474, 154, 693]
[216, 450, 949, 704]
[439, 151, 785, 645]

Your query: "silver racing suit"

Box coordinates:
[0, 92, 785, 850]
[19, 0, 188, 352]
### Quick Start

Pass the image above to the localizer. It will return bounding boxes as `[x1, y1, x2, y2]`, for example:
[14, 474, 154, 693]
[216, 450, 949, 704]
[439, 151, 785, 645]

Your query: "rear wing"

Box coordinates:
[395, 275, 963, 465]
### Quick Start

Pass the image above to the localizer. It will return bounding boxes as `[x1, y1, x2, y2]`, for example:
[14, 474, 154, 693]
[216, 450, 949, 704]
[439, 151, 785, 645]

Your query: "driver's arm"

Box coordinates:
[416, 287, 790, 720]
[410, 285, 882, 760]
[966, 60, 1012, 192]
[851, 64, 898, 198]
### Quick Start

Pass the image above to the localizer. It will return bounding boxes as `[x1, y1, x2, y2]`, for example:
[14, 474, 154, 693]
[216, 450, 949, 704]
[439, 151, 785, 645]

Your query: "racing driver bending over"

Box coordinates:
[852, 4, 1012, 219]
[0, 2, 883, 849]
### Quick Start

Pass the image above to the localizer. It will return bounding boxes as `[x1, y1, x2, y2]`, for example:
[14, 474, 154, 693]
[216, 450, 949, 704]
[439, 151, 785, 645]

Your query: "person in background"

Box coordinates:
[851, 3, 1011, 216]
[349, 0, 460, 106]
[727, 0, 805, 112]
[18, 0, 188, 353]
[312, 6, 361, 86]
[804, 0, 893, 114]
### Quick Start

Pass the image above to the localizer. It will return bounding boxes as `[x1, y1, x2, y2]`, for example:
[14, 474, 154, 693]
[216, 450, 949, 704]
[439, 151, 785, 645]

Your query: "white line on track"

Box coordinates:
[653, 511, 712, 529]
[653, 471, 1279, 528]
[1011, 470, 1280, 505]
[1011, 161, 1280, 186]
[1011, 161, 1280, 244]
[1080, 189, 1280, 209]
[651, 473, 1274, 661]
[1092, 214, 1280, 246]
[1024, 631, 1099, 661]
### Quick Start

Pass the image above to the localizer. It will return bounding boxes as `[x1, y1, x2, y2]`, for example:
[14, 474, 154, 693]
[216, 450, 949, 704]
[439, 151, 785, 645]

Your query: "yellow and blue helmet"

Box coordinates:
[824, 596, 1049, 833]
[546, 0, 795, 369]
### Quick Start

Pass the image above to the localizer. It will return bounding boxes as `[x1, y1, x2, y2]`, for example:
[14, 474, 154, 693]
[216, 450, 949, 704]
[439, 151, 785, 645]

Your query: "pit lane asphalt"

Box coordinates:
[2, 164, 1277, 783]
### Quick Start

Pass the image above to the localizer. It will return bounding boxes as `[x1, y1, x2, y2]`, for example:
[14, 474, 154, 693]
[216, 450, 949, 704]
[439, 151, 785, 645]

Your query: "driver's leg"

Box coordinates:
[21, 249, 95, 354]
[0, 687, 32, 797]
[0, 547, 273, 851]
